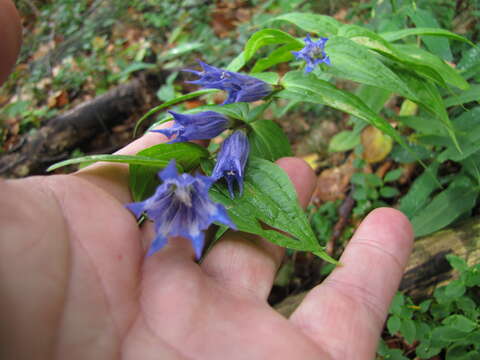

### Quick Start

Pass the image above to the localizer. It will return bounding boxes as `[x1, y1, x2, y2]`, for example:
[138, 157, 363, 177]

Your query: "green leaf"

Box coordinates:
[411, 176, 478, 237]
[381, 28, 473, 46]
[269, 12, 340, 36]
[432, 325, 468, 343]
[249, 72, 280, 85]
[398, 163, 440, 218]
[226, 50, 247, 72]
[384, 168, 403, 182]
[398, 115, 446, 135]
[446, 254, 469, 272]
[465, 268, 480, 287]
[401, 318, 417, 345]
[134, 89, 217, 135]
[244, 29, 302, 64]
[407, 8, 453, 61]
[416, 341, 442, 358]
[394, 68, 459, 150]
[442, 315, 477, 333]
[444, 84, 480, 108]
[416, 321, 432, 341]
[338, 24, 452, 86]
[129, 143, 209, 201]
[445, 280, 466, 299]
[446, 346, 477, 360]
[458, 43, 480, 81]
[355, 84, 391, 113]
[380, 186, 400, 198]
[390, 292, 405, 315]
[419, 299, 433, 313]
[48, 154, 173, 172]
[455, 297, 477, 317]
[209, 157, 336, 263]
[393, 44, 469, 90]
[251, 43, 298, 73]
[328, 130, 361, 152]
[325, 36, 415, 100]
[387, 315, 402, 334]
[434, 287, 454, 306]
[278, 71, 404, 145]
[248, 120, 292, 161]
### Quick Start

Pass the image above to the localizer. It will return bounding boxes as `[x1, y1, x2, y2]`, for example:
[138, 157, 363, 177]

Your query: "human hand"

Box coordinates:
[0, 127, 413, 359]
[0, 4, 413, 358]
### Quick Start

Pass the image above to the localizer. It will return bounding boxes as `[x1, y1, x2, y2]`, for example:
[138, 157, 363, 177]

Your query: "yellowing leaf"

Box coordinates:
[361, 126, 393, 163]
[301, 153, 320, 170]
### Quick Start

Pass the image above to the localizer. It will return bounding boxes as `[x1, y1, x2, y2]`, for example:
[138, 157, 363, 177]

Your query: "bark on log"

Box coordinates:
[274, 216, 480, 317]
[0, 73, 163, 178]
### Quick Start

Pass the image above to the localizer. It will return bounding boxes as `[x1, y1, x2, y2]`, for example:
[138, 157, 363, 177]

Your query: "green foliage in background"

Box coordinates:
[378, 255, 480, 360]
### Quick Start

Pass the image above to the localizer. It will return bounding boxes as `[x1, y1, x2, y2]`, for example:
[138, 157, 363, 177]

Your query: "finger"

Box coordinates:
[74, 124, 173, 204]
[290, 208, 413, 360]
[200, 157, 317, 301]
[0, 0, 22, 85]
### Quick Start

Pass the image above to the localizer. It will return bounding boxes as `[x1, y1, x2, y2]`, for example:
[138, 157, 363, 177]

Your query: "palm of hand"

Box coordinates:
[0, 136, 413, 360]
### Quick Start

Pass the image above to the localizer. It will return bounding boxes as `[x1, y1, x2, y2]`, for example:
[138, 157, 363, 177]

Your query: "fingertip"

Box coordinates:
[355, 207, 414, 259]
[275, 157, 316, 208]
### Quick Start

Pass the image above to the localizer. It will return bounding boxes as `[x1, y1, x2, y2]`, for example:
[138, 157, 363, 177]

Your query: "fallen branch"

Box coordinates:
[274, 216, 480, 317]
[0, 73, 163, 178]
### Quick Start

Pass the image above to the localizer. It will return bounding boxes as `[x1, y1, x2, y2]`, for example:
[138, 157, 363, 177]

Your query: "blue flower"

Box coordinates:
[212, 130, 250, 199]
[184, 61, 272, 104]
[292, 34, 331, 73]
[151, 110, 230, 143]
[126, 160, 235, 259]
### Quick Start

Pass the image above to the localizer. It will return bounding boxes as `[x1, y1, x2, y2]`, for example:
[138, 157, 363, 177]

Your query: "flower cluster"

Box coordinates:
[126, 62, 267, 258]
[126, 161, 235, 259]
[184, 61, 272, 104]
[292, 34, 331, 73]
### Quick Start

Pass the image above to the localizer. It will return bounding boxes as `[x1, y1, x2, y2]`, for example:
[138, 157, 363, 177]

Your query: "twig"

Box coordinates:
[327, 187, 355, 255]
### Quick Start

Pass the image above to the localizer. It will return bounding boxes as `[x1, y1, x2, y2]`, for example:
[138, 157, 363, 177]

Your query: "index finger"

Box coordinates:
[289, 208, 413, 360]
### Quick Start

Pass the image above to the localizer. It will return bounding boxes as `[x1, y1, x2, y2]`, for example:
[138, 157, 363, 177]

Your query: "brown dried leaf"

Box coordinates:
[312, 155, 355, 205]
[47, 90, 69, 109]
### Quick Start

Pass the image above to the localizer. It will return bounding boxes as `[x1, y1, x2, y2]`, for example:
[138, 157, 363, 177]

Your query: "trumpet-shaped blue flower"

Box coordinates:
[126, 160, 235, 259]
[212, 130, 250, 199]
[151, 110, 230, 143]
[292, 34, 331, 73]
[184, 61, 272, 104]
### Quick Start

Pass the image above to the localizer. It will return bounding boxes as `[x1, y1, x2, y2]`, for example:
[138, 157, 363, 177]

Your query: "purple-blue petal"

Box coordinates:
[125, 202, 146, 219]
[159, 160, 179, 181]
[184, 61, 271, 104]
[212, 130, 249, 199]
[125, 159, 235, 259]
[147, 234, 168, 256]
[293, 34, 331, 73]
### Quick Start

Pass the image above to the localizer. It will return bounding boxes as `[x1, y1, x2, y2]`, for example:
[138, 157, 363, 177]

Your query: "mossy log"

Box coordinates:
[0, 72, 164, 178]
[275, 216, 480, 317]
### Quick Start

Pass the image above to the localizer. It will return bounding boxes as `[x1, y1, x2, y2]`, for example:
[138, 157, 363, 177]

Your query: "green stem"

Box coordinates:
[390, 0, 398, 13]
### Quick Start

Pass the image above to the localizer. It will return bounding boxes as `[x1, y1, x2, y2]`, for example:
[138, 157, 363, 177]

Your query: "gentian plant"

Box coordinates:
[49, 11, 473, 262]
